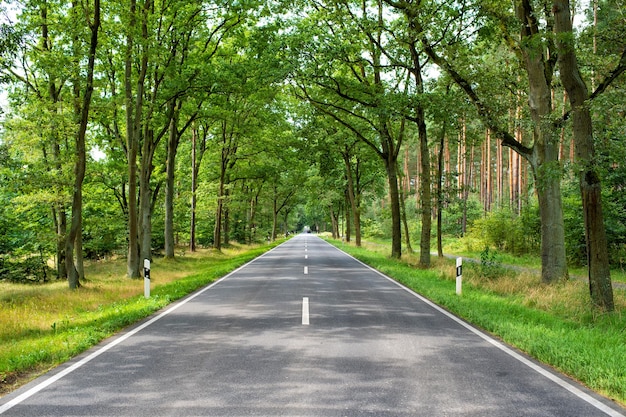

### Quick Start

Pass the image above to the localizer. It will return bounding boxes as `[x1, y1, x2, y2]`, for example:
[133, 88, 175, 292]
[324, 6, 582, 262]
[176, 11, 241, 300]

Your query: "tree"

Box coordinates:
[553, 0, 614, 310]
[64, 0, 100, 289]
[189, 122, 209, 251]
[388, 0, 569, 283]
[0, 0, 101, 287]
[163, 2, 243, 258]
[291, 0, 407, 258]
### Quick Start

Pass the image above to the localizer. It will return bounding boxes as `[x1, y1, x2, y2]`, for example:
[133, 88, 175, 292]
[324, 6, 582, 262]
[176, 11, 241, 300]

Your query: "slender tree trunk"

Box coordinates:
[189, 125, 207, 252]
[344, 200, 351, 242]
[407, 40, 431, 266]
[66, 0, 100, 289]
[496, 133, 503, 207]
[399, 183, 413, 253]
[343, 149, 361, 246]
[271, 195, 279, 241]
[164, 104, 179, 259]
[190, 127, 198, 252]
[385, 154, 402, 258]
[138, 127, 156, 264]
[53, 204, 67, 280]
[41, 5, 67, 280]
[554, 0, 613, 310]
[248, 186, 261, 244]
[125, 0, 147, 278]
[329, 207, 339, 239]
[417, 112, 431, 267]
[436, 127, 446, 258]
[214, 179, 224, 250]
[223, 196, 230, 246]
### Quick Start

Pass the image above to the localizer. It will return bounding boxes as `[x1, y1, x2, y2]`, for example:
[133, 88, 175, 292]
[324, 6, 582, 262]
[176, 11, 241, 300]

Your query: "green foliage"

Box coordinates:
[362, 202, 392, 239]
[0, 255, 55, 283]
[562, 183, 586, 267]
[478, 246, 506, 280]
[441, 196, 483, 237]
[466, 205, 540, 256]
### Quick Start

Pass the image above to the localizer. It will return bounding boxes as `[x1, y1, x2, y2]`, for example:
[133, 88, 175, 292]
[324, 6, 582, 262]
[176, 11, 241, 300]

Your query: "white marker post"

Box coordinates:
[456, 257, 462, 295]
[144, 259, 151, 298]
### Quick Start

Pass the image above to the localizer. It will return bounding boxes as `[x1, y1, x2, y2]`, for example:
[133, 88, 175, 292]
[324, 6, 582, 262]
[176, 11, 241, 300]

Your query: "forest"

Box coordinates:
[0, 0, 624, 312]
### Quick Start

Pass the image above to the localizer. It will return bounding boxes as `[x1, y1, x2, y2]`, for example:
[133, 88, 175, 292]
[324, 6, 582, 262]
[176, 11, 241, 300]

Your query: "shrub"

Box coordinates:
[479, 246, 507, 280]
[467, 206, 539, 256]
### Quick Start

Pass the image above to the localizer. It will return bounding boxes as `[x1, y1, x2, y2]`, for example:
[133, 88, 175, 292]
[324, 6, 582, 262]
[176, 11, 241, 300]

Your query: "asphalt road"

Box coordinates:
[1, 234, 624, 416]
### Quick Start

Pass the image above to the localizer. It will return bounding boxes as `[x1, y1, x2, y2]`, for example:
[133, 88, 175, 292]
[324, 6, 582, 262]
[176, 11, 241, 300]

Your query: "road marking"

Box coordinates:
[305, 254, 308, 259]
[302, 297, 310, 325]
[304, 266, 308, 275]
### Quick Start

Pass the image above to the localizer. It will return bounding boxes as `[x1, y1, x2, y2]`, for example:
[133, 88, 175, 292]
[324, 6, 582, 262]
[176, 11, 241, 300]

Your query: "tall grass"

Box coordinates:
[0, 243, 277, 395]
[331, 239, 626, 407]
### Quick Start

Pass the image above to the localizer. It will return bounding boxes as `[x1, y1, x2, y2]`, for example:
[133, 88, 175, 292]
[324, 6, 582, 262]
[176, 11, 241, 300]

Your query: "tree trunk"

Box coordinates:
[190, 127, 198, 252]
[52, 205, 67, 279]
[417, 112, 431, 267]
[343, 149, 361, 246]
[408, 39, 431, 266]
[329, 207, 339, 239]
[190, 125, 207, 252]
[164, 105, 179, 259]
[214, 180, 224, 250]
[515, 1, 569, 283]
[553, 0, 613, 310]
[124, 0, 147, 278]
[385, 153, 402, 259]
[534, 167, 568, 283]
[41, 5, 66, 280]
[66, 0, 99, 289]
[344, 194, 351, 242]
[271, 195, 279, 241]
[248, 186, 261, 244]
[399, 183, 413, 253]
[138, 126, 161, 264]
[436, 125, 446, 258]
[223, 200, 230, 246]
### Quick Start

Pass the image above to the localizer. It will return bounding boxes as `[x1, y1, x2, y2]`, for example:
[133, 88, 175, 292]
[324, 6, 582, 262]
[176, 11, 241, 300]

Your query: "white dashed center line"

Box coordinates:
[302, 297, 310, 325]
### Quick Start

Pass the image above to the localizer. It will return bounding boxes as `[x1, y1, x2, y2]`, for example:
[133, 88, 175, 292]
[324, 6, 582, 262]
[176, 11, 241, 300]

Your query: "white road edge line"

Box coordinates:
[0, 240, 290, 415]
[302, 297, 310, 325]
[325, 238, 624, 417]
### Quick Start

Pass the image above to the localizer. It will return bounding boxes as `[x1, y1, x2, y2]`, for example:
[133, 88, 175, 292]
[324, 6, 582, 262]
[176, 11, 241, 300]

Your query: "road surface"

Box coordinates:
[1, 234, 624, 416]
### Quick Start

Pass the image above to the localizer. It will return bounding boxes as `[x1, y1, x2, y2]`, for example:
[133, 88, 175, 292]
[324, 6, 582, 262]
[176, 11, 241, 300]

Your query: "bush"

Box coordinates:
[479, 246, 507, 280]
[0, 255, 55, 283]
[441, 196, 483, 237]
[467, 206, 540, 256]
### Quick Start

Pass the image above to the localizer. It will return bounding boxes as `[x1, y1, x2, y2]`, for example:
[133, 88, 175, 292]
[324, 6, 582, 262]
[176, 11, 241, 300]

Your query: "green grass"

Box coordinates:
[329, 239, 626, 407]
[0, 242, 279, 395]
[365, 235, 626, 284]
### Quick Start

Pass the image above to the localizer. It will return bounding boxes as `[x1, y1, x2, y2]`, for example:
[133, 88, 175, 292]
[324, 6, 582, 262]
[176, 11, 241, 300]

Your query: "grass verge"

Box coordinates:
[0, 242, 279, 396]
[329, 238, 626, 408]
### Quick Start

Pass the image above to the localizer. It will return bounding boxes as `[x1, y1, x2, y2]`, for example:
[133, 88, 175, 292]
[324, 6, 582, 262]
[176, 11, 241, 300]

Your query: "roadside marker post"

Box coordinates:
[456, 257, 462, 295]
[144, 259, 151, 299]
